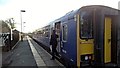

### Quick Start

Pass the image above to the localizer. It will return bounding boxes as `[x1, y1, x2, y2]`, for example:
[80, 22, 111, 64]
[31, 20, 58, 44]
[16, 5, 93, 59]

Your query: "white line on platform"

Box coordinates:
[27, 36, 46, 66]
[43, 48, 64, 66]
[31, 37, 64, 66]
[11, 40, 20, 50]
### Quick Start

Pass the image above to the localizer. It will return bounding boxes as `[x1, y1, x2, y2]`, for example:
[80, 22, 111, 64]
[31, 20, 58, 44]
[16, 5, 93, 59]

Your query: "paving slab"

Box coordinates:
[7, 37, 37, 68]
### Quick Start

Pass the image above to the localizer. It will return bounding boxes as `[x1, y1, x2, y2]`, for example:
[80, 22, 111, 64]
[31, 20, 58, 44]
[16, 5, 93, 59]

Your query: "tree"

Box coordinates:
[5, 18, 16, 30]
[0, 20, 11, 33]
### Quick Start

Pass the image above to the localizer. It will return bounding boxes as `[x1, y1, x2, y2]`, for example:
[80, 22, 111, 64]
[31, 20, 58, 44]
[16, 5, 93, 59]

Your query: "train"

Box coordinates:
[30, 5, 120, 67]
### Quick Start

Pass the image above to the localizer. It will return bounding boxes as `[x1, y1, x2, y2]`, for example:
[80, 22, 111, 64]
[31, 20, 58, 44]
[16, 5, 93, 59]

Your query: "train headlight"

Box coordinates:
[89, 56, 92, 59]
[81, 54, 92, 61]
[85, 56, 88, 60]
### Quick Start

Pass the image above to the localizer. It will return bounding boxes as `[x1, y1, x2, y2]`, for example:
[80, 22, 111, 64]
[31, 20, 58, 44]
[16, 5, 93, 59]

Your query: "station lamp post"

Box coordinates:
[20, 10, 26, 41]
[23, 22, 26, 33]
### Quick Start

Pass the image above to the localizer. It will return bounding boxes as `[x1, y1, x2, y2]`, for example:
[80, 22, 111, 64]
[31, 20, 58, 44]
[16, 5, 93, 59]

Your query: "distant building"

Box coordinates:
[0, 20, 11, 47]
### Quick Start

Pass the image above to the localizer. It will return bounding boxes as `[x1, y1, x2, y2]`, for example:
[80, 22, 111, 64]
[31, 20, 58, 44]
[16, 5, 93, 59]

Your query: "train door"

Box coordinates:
[104, 17, 111, 63]
[104, 16, 118, 65]
[55, 22, 61, 53]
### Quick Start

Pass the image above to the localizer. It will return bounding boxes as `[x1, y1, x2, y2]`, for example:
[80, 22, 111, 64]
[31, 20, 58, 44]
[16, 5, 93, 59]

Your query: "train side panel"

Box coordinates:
[60, 17, 77, 66]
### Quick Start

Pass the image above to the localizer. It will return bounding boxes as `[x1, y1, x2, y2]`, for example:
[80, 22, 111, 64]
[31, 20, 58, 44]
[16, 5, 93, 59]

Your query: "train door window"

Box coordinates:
[80, 11, 93, 39]
[45, 31, 49, 37]
[50, 27, 53, 39]
[62, 24, 67, 42]
[50, 27, 53, 35]
[55, 22, 61, 34]
[45, 25, 50, 37]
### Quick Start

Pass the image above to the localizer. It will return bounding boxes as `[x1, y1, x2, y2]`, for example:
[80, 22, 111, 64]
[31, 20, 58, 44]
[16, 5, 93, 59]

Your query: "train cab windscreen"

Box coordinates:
[80, 11, 93, 39]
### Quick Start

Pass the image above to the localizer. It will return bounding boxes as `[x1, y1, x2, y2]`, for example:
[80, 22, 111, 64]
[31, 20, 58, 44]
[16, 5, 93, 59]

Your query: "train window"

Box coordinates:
[45, 31, 49, 37]
[50, 27, 53, 35]
[80, 11, 93, 39]
[62, 24, 67, 41]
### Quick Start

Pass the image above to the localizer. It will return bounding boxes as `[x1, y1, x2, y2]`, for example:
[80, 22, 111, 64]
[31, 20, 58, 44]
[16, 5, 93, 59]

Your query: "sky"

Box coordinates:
[0, 0, 120, 33]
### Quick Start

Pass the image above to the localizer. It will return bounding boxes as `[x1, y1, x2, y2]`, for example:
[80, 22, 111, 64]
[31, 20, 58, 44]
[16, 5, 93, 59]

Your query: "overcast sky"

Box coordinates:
[0, 0, 119, 33]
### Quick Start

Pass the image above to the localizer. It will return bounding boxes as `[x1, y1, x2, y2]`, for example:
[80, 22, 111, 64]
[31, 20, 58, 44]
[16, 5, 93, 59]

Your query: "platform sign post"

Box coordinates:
[20, 10, 26, 41]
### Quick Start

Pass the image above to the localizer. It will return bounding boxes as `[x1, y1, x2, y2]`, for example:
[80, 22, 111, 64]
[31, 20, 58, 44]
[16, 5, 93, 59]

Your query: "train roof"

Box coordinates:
[80, 5, 120, 11]
[48, 9, 79, 25]
[49, 5, 120, 25]
[79, 5, 120, 15]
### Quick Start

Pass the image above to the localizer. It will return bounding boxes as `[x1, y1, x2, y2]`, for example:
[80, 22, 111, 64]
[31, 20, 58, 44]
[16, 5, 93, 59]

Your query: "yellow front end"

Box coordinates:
[77, 14, 94, 67]
[80, 40, 93, 55]
[79, 39, 94, 66]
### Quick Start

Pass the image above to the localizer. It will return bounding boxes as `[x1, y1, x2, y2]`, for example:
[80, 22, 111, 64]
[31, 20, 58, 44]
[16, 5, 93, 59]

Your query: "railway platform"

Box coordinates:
[2, 36, 64, 68]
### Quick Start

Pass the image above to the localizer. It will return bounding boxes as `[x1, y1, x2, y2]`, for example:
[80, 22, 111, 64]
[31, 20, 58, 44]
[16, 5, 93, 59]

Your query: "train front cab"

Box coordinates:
[77, 5, 120, 67]
[76, 7, 94, 67]
[90, 6, 120, 67]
